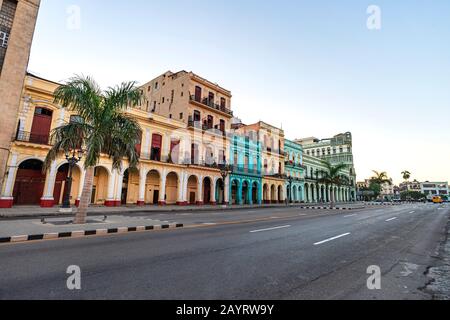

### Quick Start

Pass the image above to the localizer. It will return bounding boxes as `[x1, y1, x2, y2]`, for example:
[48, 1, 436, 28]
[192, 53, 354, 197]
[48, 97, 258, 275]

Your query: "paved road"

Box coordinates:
[0, 203, 448, 299]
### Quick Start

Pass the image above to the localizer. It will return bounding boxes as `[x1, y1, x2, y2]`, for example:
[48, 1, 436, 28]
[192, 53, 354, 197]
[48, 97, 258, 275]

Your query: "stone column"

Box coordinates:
[158, 169, 167, 205]
[210, 178, 217, 205]
[224, 176, 230, 205]
[115, 171, 124, 206]
[40, 160, 57, 207]
[197, 176, 203, 205]
[176, 171, 184, 205]
[137, 169, 146, 206]
[0, 153, 19, 208]
[105, 170, 117, 207]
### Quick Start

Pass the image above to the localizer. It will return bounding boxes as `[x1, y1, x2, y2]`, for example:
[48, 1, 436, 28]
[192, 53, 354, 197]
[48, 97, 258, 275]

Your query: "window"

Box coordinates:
[220, 119, 225, 133]
[208, 92, 214, 106]
[147, 86, 151, 92]
[34, 108, 52, 116]
[169, 114, 172, 119]
[162, 97, 165, 104]
[171, 90, 174, 103]
[154, 82, 159, 90]
[207, 115, 213, 129]
[193, 110, 201, 122]
[152, 101, 156, 112]
[220, 97, 226, 109]
[195, 86, 202, 102]
[181, 91, 184, 97]
[150, 134, 162, 161]
[170, 140, 180, 163]
[179, 113, 183, 120]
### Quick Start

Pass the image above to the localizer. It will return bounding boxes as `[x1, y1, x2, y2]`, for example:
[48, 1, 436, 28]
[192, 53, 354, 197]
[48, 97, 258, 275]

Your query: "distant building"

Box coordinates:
[421, 182, 449, 201]
[296, 132, 357, 202]
[399, 180, 421, 192]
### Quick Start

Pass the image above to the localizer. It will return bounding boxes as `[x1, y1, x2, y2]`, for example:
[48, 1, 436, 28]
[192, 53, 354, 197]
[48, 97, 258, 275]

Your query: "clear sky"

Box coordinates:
[28, 0, 450, 185]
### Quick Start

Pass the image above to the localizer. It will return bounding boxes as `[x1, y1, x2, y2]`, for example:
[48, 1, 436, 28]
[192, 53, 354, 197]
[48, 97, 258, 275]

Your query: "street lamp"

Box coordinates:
[287, 175, 293, 205]
[218, 161, 232, 205]
[62, 148, 84, 209]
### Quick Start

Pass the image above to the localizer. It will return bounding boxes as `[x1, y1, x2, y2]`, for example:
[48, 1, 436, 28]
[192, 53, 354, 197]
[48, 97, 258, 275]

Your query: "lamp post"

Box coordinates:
[62, 148, 84, 209]
[219, 161, 232, 205]
[287, 175, 293, 206]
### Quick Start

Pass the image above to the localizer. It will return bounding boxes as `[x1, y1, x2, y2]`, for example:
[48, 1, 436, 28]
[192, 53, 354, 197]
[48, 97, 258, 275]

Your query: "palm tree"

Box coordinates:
[44, 76, 143, 224]
[371, 170, 392, 185]
[318, 161, 348, 209]
[402, 170, 411, 181]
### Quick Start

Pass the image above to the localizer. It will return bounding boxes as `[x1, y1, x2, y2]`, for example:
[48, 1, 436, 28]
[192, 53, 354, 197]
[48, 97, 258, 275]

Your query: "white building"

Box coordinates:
[421, 182, 449, 200]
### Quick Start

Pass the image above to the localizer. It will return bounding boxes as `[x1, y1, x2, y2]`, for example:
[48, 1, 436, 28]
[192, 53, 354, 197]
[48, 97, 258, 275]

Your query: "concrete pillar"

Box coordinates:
[137, 169, 146, 206]
[105, 170, 117, 207]
[115, 171, 124, 206]
[158, 169, 167, 205]
[210, 178, 217, 205]
[40, 160, 57, 207]
[197, 176, 203, 205]
[224, 176, 230, 205]
[177, 171, 185, 205]
[0, 153, 18, 208]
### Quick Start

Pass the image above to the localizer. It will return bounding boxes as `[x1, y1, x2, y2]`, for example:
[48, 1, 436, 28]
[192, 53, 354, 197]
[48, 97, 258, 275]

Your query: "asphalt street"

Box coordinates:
[0, 203, 448, 299]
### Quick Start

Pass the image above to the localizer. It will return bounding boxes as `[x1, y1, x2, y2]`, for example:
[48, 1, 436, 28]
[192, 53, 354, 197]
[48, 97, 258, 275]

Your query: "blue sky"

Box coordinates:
[29, 0, 450, 184]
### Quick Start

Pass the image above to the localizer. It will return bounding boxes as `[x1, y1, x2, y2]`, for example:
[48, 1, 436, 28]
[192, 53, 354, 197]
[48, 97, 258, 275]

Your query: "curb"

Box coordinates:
[299, 206, 364, 211]
[0, 223, 184, 244]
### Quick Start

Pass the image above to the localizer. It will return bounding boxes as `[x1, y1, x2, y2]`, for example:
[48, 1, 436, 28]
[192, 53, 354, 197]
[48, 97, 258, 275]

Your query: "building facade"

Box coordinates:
[0, 0, 40, 195]
[296, 132, 357, 201]
[0, 73, 231, 208]
[234, 121, 286, 204]
[284, 139, 305, 203]
[228, 134, 262, 205]
[0, 70, 358, 208]
[303, 154, 354, 203]
[421, 182, 449, 201]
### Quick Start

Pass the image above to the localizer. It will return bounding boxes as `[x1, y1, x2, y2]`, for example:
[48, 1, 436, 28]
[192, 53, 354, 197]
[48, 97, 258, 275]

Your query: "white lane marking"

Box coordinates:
[270, 216, 280, 219]
[299, 214, 307, 216]
[386, 217, 398, 222]
[314, 233, 351, 246]
[344, 214, 357, 218]
[250, 225, 291, 233]
[409, 211, 415, 214]
[202, 223, 217, 225]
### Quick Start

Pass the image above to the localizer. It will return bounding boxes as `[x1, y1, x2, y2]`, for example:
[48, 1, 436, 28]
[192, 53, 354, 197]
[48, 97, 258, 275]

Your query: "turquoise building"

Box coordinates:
[284, 139, 305, 203]
[229, 134, 263, 205]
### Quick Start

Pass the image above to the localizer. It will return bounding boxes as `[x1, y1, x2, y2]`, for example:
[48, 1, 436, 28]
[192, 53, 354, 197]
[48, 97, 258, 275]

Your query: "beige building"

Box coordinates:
[0, 0, 40, 199]
[0, 73, 232, 208]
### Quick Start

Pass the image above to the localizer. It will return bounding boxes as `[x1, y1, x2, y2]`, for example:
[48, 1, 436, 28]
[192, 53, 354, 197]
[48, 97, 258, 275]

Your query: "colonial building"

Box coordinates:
[296, 132, 357, 201]
[284, 139, 305, 203]
[233, 121, 286, 204]
[228, 133, 262, 205]
[0, 0, 41, 198]
[0, 72, 231, 208]
[303, 154, 354, 203]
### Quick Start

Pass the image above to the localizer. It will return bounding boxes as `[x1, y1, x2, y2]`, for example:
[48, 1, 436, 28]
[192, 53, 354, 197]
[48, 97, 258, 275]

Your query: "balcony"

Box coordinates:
[187, 120, 226, 136]
[15, 131, 50, 146]
[189, 95, 233, 116]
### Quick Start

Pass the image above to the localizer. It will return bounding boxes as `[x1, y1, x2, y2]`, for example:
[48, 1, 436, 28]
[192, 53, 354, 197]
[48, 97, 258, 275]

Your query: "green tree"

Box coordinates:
[318, 161, 348, 208]
[44, 76, 143, 224]
[401, 170, 411, 181]
[371, 170, 392, 185]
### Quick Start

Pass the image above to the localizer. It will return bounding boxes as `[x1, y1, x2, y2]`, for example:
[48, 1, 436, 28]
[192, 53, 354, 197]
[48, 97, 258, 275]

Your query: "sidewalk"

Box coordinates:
[0, 202, 364, 219]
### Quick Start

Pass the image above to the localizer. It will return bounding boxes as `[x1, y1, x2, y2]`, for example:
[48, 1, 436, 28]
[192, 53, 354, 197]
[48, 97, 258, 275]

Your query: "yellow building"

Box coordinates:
[0, 72, 233, 208]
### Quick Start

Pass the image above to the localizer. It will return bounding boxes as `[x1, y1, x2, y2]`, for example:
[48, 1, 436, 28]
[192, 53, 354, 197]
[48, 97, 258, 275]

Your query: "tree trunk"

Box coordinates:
[330, 184, 335, 209]
[74, 166, 94, 224]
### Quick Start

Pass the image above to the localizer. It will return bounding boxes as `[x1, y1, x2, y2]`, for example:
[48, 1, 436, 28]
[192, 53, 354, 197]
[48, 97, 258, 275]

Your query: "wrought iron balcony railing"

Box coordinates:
[189, 95, 233, 116]
[15, 131, 50, 145]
